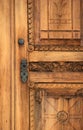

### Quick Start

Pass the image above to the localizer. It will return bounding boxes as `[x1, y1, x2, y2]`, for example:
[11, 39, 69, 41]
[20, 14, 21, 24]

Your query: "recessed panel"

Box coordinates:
[32, 89, 83, 130]
[40, 0, 80, 40]
[28, 0, 82, 49]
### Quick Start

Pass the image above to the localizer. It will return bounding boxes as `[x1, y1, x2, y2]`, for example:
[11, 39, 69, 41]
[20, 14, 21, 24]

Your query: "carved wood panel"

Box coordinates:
[29, 85, 83, 130]
[40, 0, 80, 39]
[28, 1, 83, 130]
[29, 62, 83, 72]
[28, 0, 83, 51]
[40, 91, 83, 130]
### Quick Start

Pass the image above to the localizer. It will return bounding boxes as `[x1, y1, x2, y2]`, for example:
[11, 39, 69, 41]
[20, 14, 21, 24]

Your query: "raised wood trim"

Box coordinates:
[29, 88, 35, 130]
[10, 0, 15, 130]
[28, 0, 83, 51]
[30, 72, 83, 83]
[34, 45, 83, 51]
[29, 51, 83, 62]
[28, 0, 34, 51]
[31, 83, 83, 89]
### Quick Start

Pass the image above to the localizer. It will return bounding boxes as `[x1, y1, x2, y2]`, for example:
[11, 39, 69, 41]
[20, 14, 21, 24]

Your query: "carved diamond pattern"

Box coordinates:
[41, 94, 82, 130]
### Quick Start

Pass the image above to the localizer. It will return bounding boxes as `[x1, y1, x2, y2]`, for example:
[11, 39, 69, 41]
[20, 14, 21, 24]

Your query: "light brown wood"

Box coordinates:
[0, 0, 29, 130]
[30, 72, 83, 83]
[14, 0, 29, 130]
[29, 51, 83, 61]
[34, 83, 83, 89]
[28, 1, 83, 130]
[1, 0, 83, 130]
[34, 88, 83, 130]
[33, 0, 81, 46]
[0, 0, 13, 129]
[10, 0, 15, 130]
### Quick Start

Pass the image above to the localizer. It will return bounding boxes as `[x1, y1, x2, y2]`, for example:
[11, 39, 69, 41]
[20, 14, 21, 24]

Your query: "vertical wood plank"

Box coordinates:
[0, 0, 11, 130]
[15, 0, 29, 130]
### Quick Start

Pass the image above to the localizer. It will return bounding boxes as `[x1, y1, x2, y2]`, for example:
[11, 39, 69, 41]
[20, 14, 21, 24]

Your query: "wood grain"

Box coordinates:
[28, 0, 82, 50]
[15, 0, 29, 130]
[30, 72, 83, 83]
[10, 0, 15, 129]
[81, 0, 83, 45]
[1, 0, 83, 130]
[29, 51, 83, 62]
[28, 1, 83, 130]
[34, 83, 83, 89]
[0, 0, 11, 129]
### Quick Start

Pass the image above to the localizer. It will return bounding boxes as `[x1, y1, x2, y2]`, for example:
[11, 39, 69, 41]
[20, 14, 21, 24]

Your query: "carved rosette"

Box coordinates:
[28, 82, 35, 89]
[57, 111, 68, 123]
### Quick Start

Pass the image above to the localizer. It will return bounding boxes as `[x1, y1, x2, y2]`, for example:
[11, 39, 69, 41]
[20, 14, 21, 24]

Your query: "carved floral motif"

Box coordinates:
[29, 62, 83, 72]
[54, 0, 67, 18]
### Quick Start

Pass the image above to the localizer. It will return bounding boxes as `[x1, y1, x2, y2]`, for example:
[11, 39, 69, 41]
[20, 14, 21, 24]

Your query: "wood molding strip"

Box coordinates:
[81, 0, 83, 46]
[34, 45, 83, 51]
[28, 0, 34, 51]
[29, 72, 83, 83]
[29, 52, 83, 62]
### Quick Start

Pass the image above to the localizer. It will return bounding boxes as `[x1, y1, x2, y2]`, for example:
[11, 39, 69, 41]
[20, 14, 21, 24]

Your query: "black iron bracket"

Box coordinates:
[20, 59, 28, 83]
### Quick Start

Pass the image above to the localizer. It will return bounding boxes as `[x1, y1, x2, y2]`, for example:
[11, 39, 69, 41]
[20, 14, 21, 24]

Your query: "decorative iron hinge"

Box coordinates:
[20, 59, 28, 83]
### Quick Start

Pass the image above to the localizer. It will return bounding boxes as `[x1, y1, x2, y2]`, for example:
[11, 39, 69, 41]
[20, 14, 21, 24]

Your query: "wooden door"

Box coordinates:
[1, 0, 83, 130]
[28, 0, 83, 130]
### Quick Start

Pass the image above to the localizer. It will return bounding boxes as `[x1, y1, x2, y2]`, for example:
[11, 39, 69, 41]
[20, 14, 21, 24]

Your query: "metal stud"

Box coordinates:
[18, 39, 24, 45]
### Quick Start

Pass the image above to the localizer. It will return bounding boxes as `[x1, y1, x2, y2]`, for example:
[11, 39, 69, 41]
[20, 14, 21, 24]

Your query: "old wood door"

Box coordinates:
[28, 0, 83, 130]
[1, 0, 83, 130]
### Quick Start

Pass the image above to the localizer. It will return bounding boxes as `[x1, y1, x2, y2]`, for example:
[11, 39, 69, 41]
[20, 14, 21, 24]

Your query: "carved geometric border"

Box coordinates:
[34, 45, 83, 51]
[29, 88, 35, 130]
[29, 62, 83, 72]
[28, 0, 34, 51]
[33, 83, 83, 90]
